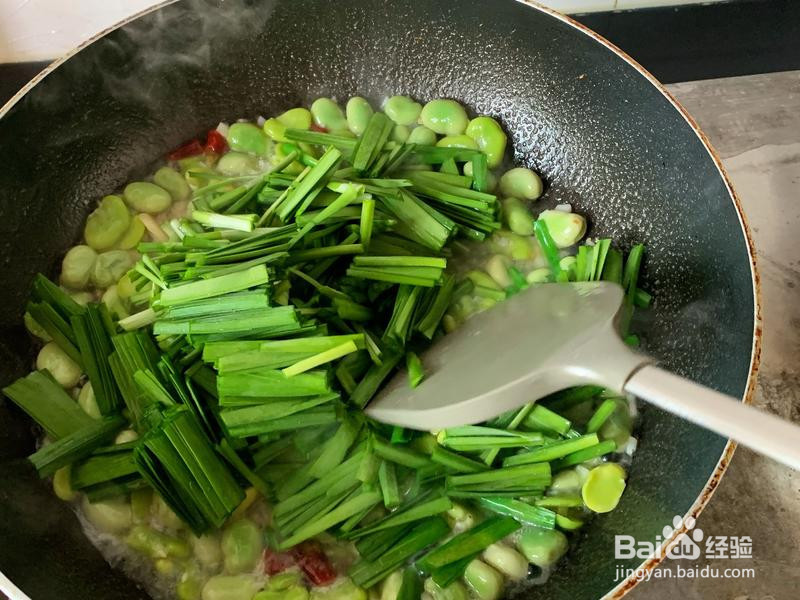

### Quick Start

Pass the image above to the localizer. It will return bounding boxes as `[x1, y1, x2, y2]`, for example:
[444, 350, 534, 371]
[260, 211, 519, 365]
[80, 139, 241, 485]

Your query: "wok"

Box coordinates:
[0, 0, 759, 598]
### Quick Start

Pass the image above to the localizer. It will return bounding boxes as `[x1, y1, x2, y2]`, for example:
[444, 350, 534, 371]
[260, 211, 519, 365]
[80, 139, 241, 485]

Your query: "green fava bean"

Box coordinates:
[78, 382, 101, 418]
[92, 250, 134, 288]
[424, 578, 469, 600]
[346, 97, 374, 136]
[221, 518, 263, 573]
[82, 496, 132, 534]
[582, 462, 627, 513]
[201, 575, 260, 600]
[488, 229, 535, 263]
[436, 134, 478, 150]
[502, 197, 535, 236]
[277, 107, 313, 130]
[37, 342, 82, 388]
[482, 543, 529, 580]
[84, 195, 131, 250]
[392, 124, 410, 143]
[384, 95, 422, 126]
[499, 168, 543, 201]
[126, 524, 191, 559]
[465, 117, 507, 168]
[61, 245, 98, 289]
[263, 118, 288, 142]
[53, 465, 76, 501]
[254, 588, 308, 600]
[517, 527, 569, 567]
[69, 291, 93, 306]
[217, 151, 259, 176]
[115, 216, 145, 250]
[526, 268, 553, 284]
[102, 285, 130, 320]
[311, 98, 348, 131]
[407, 126, 437, 146]
[124, 182, 172, 214]
[177, 571, 203, 600]
[463, 161, 497, 192]
[538, 210, 587, 248]
[463, 559, 504, 600]
[154, 166, 191, 201]
[193, 533, 223, 569]
[420, 99, 469, 135]
[310, 579, 366, 600]
[227, 122, 270, 156]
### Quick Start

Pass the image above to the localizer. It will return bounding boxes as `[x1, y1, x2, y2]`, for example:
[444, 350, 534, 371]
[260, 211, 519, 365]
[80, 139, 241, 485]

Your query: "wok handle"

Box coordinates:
[624, 365, 800, 471]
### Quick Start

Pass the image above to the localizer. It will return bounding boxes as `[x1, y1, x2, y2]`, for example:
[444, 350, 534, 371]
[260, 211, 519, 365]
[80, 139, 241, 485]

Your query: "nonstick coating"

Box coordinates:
[0, 0, 756, 598]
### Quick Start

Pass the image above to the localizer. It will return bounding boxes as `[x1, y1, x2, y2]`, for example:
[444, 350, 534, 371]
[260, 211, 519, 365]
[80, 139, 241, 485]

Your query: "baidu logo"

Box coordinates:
[615, 515, 704, 560]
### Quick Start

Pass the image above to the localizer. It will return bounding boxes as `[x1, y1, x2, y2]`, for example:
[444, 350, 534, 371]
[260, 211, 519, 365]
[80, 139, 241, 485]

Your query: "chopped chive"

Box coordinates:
[552, 439, 617, 470]
[378, 460, 401, 508]
[282, 340, 359, 377]
[522, 405, 572, 436]
[533, 219, 562, 276]
[502, 434, 600, 466]
[477, 497, 557, 528]
[405, 352, 424, 388]
[430, 446, 489, 474]
[586, 398, 619, 434]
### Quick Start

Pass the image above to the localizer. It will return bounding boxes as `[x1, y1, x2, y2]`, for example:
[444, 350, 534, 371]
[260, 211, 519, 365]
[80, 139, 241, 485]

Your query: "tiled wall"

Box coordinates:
[0, 0, 729, 63]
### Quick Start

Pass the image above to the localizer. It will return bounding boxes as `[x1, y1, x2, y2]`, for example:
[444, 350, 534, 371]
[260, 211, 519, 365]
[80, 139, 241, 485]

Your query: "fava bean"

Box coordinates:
[154, 494, 186, 530]
[407, 126, 437, 146]
[115, 216, 146, 250]
[346, 97, 374, 136]
[201, 574, 260, 600]
[485, 255, 512, 288]
[548, 469, 583, 495]
[499, 168, 543, 201]
[384, 95, 422, 126]
[436, 134, 478, 150]
[463, 559, 504, 600]
[424, 578, 469, 600]
[116, 272, 137, 299]
[115, 429, 138, 444]
[582, 463, 626, 513]
[82, 496, 132, 534]
[482, 543, 528, 580]
[442, 314, 458, 333]
[466, 270, 503, 292]
[217, 152, 259, 176]
[53, 465, 76, 501]
[488, 230, 536, 262]
[177, 570, 204, 600]
[69, 291, 93, 306]
[78, 382, 101, 419]
[263, 118, 288, 142]
[92, 250, 134, 288]
[61, 245, 98, 290]
[84, 195, 131, 251]
[446, 502, 477, 532]
[131, 488, 153, 523]
[420, 99, 469, 136]
[227, 122, 270, 156]
[381, 570, 403, 600]
[502, 198, 535, 236]
[538, 210, 587, 248]
[155, 559, 179, 576]
[277, 107, 313, 130]
[310, 579, 367, 600]
[24, 311, 51, 341]
[516, 527, 568, 567]
[255, 587, 308, 600]
[126, 524, 191, 559]
[311, 98, 348, 131]
[154, 166, 191, 202]
[102, 285, 130, 320]
[560, 255, 577, 280]
[37, 342, 82, 388]
[465, 117, 507, 168]
[124, 182, 172, 214]
[192, 533, 223, 569]
[221, 518, 263, 573]
[392, 125, 410, 143]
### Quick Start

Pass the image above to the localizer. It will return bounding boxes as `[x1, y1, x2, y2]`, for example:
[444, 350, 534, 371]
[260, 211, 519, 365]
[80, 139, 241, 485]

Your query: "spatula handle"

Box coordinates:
[624, 365, 800, 471]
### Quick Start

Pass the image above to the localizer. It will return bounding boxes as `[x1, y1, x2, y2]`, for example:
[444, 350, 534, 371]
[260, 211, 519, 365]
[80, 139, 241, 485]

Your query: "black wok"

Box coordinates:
[0, 0, 759, 598]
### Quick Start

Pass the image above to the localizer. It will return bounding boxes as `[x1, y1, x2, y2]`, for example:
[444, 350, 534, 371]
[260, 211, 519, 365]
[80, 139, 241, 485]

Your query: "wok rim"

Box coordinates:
[0, 1, 762, 598]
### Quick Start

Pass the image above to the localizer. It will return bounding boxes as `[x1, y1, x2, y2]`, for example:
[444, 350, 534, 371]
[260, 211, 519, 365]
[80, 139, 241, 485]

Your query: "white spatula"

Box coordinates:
[365, 282, 800, 471]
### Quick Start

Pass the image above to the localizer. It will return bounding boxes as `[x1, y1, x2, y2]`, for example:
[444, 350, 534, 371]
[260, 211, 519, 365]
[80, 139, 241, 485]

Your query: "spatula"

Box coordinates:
[365, 281, 800, 471]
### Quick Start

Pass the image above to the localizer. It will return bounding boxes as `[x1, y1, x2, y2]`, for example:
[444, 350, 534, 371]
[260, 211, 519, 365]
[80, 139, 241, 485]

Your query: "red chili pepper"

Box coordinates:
[205, 129, 228, 155]
[167, 139, 204, 161]
[290, 542, 337, 586]
[262, 548, 295, 575]
[309, 123, 328, 133]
